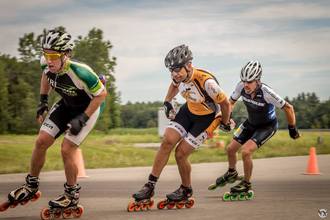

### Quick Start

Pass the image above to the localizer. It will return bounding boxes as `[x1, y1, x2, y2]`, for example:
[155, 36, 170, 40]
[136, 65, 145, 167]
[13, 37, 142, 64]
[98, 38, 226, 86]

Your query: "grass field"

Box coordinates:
[0, 128, 329, 174]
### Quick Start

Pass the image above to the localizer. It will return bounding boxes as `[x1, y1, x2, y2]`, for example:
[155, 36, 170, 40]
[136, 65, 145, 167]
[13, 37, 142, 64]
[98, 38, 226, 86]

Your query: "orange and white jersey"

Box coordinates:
[173, 68, 227, 115]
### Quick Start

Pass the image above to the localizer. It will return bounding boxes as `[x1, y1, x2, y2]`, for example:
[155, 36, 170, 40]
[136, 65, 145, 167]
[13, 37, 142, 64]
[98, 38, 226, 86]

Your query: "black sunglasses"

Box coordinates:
[170, 66, 183, 73]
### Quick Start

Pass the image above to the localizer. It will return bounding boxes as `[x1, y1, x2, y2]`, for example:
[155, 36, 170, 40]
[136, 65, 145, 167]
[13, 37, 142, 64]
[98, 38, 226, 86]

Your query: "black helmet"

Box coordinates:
[164, 44, 193, 70]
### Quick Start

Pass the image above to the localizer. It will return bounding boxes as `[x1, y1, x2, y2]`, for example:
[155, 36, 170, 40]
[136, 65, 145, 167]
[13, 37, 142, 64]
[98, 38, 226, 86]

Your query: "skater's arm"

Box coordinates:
[164, 83, 179, 102]
[282, 102, 300, 139]
[36, 74, 51, 124]
[282, 102, 296, 126]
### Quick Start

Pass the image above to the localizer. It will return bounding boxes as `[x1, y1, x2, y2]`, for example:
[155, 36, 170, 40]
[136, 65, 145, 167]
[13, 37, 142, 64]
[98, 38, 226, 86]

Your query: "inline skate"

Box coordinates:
[127, 182, 155, 212]
[222, 180, 254, 201]
[40, 183, 83, 219]
[0, 174, 41, 212]
[157, 185, 194, 210]
[208, 170, 243, 190]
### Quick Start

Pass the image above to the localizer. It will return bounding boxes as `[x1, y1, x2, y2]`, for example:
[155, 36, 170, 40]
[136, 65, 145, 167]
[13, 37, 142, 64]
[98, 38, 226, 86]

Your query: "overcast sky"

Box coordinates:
[1, 0, 329, 103]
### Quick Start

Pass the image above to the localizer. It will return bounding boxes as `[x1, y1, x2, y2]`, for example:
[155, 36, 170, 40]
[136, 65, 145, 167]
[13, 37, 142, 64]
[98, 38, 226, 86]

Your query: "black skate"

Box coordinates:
[223, 180, 254, 201]
[157, 185, 195, 210]
[40, 183, 84, 219]
[127, 182, 155, 212]
[208, 170, 243, 190]
[0, 174, 41, 212]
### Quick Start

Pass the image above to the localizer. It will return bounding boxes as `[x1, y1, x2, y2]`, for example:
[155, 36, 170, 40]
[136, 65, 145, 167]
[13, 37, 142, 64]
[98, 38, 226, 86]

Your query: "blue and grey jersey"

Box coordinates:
[41, 57, 105, 110]
[230, 82, 285, 126]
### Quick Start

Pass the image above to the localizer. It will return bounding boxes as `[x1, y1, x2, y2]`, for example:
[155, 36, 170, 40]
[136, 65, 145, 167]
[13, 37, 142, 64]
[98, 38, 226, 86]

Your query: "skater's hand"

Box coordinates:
[163, 101, 176, 120]
[67, 113, 89, 136]
[219, 119, 235, 133]
[36, 95, 49, 124]
[288, 125, 300, 139]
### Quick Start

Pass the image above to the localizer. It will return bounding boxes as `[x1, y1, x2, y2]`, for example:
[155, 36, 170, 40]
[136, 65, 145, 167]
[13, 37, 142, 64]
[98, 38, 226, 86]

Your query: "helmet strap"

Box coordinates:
[59, 53, 68, 72]
[182, 66, 192, 83]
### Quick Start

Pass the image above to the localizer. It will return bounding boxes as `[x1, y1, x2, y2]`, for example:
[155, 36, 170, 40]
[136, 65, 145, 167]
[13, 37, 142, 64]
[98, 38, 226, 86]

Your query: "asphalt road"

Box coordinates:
[0, 155, 329, 220]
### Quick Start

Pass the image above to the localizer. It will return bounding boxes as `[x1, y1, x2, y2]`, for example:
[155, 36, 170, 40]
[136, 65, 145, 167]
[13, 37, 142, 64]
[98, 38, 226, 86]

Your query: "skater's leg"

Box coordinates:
[226, 139, 241, 170]
[61, 138, 80, 186]
[30, 131, 55, 177]
[175, 141, 194, 187]
[151, 127, 181, 177]
[241, 140, 257, 182]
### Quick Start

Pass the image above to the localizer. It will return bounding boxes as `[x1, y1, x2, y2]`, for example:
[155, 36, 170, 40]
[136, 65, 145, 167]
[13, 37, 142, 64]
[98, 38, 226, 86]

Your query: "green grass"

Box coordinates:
[0, 128, 329, 174]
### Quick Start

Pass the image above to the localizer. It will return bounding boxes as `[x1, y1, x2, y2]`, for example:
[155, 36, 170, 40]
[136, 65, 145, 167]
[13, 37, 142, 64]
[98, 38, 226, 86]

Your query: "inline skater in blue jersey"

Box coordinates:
[208, 61, 300, 201]
[0, 29, 107, 218]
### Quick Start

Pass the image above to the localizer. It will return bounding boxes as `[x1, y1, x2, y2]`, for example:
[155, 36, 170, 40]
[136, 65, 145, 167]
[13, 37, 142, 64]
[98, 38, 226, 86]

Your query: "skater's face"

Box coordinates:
[243, 80, 258, 95]
[43, 49, 67, 73]
[171, 63, 192, 83]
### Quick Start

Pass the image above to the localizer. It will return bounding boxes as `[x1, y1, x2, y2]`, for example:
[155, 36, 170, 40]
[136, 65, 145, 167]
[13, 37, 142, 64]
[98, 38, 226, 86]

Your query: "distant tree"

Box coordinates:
[0, 60, 10, 133]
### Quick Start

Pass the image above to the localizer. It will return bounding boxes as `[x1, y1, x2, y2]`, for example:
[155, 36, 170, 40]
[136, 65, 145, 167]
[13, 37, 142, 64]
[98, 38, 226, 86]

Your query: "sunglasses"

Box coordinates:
[43, 52, 63, 61]
[241, 80, 255, 84]
[170, 67, 183, 73]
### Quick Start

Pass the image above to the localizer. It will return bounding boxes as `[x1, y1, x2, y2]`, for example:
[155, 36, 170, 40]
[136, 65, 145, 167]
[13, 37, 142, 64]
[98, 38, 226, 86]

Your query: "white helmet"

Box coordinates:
[42, 29, 74, 52]
[240, 61, 262, 82]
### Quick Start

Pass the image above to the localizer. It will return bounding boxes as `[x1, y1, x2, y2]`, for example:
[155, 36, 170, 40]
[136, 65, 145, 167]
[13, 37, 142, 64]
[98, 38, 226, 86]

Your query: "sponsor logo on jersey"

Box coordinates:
[242, 96, 265, 107]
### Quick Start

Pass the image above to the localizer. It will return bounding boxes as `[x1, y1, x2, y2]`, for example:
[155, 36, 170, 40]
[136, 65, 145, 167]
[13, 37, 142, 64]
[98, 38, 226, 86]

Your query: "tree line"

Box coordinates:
[120, 92, 330, 129]
[0, 27, 328, 133]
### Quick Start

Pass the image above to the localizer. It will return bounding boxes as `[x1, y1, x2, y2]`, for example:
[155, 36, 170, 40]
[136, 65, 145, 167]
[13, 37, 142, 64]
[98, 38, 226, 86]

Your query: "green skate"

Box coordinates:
[222, 180, 254, 202]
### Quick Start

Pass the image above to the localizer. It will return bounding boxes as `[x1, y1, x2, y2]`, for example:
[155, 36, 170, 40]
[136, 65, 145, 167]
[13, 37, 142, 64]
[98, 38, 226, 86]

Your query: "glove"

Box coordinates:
[68, 113, 89, 135]
[163, 101, 176, 119]
[288, 125, 300, 139]
[36, 94, 49, 118]
[219, 119, 235, 133]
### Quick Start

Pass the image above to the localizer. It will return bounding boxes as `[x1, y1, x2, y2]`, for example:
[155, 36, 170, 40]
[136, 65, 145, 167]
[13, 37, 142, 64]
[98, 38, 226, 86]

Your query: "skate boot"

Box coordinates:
[0, 174, 41, 212]
[40, 183, 84, 220]
[157, 185, 195, 210]
[222, 180, 254, 201]
[127, 182, 155, 212]
[208, 169, 243, 190]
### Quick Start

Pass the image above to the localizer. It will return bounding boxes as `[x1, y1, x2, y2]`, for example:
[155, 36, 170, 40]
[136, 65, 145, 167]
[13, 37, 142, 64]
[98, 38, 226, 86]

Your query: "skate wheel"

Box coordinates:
[185, 199, 194, 208]
[134, 204, 142, 212]
[238, 193, 246, 201]
[141, 203, 148, 211]
[127, 201, 136, 212]
[40, 208, 51, 220]
[166, 201, 175, 209]
[230, 193, 238, 201]
[0, 201, 10, 212]
[31, 191, 42, 202]
[222, 192, 231, 202]
[147, 200, 154, 209]
[62, 208, 72, 218]
[246, 190, 254, 200]
[54, 209, 62, 218]
[157, 200, 166, 210]
[72, 205, 84, 218]
[176, 201, 184, 209]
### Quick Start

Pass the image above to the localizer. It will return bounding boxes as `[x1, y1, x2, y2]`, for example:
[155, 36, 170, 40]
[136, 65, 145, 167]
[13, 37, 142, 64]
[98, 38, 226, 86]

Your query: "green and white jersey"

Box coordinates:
[41, 57, 105, 109]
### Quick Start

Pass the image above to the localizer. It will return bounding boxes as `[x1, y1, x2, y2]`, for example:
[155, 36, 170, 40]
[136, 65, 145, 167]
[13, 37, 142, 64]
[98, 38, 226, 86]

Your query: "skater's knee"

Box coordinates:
[160, 138, 176, 154]
[61, 143, 77, 159]
[241, 148, 253, 159]
[174, 149, 188, 162]
[226, 145, 237, 156]
[35, 135, 52, 151]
